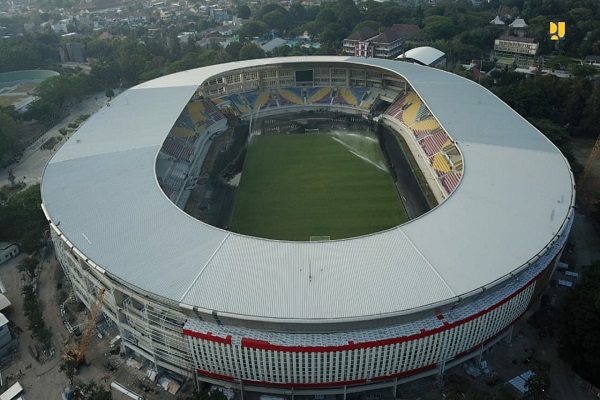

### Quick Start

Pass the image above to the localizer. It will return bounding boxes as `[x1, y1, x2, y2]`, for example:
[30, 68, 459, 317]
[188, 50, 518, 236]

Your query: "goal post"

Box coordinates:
[305, 128, 320, 134]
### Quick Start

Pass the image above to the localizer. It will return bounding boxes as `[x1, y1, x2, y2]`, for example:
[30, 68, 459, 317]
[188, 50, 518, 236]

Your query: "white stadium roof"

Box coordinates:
[397, 46, 445, 66]
[41, 56, 574, 323]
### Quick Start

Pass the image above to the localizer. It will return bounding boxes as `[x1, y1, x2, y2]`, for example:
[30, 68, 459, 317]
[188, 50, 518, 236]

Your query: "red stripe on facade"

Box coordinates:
[196, 369, 235, 382]
[242, 378, 368, 388]
[183, 329, 232, 344]
[238, 264, 546, 352]
[184, 255, 558, 353]
[240, 338, 271, 347]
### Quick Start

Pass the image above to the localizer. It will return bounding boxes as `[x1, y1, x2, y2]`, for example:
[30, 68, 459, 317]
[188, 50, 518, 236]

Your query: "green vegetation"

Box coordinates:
[0, 184, 47, 252]
[22, 282, 52, 349]
[231, 133, 406, 241]
[558, 262, 600, 387]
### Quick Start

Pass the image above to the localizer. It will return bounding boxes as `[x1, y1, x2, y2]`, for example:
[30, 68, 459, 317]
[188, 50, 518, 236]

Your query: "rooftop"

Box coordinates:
[41, 57, 574, 324]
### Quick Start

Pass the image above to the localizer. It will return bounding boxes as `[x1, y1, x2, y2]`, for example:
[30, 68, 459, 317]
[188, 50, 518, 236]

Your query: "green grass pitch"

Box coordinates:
[230, 132, 407, 241]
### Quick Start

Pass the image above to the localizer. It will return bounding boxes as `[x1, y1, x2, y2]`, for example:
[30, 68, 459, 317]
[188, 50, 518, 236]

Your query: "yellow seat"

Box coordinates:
[431, 153, 451, 174]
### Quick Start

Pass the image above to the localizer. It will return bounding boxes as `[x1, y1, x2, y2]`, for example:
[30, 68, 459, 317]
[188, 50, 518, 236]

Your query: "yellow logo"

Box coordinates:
[549, 21, 566, 41]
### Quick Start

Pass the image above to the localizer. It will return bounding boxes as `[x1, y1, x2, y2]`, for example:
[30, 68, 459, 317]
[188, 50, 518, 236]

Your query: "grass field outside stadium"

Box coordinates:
[230, 130, 407, 241]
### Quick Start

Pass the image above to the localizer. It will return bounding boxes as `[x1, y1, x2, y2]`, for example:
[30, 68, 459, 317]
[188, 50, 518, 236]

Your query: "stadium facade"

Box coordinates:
[41, 57, 575, 395]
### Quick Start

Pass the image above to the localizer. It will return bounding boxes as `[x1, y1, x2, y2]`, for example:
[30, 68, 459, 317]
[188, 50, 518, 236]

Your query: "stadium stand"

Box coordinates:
[161, 137, 195, 162]
[169, 126, 196, 138]
[307, 87, 333, 104]
[188, 102, 208, 125]
[385, 92, 409, 119]
[221, 94, 250, 114]
[441, 172, 462, 193]
[430, 153, 452, 176]
[401, 93, 422, 125]
[336, 87, 360, 107]
[414, 103, 429, 122]
[254, 91, 272, 110]
[418, 131, 450, 156]
[411, 118, 441, 140]
[278, 87, 304, 105]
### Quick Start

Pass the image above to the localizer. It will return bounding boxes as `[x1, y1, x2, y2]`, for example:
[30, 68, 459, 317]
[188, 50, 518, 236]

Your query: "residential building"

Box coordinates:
[343, 27, 403, 59]
[494, 35, 538, 67]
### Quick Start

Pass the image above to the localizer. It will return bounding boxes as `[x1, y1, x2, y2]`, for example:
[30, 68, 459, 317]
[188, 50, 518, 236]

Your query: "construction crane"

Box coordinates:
[64, 287, 105, 365]
[577, 135, 600, 206]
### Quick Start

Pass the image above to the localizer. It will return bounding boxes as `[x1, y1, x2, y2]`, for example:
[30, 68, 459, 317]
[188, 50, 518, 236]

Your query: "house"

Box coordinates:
[260, 37, 287, 54]
[509, 18, 528, 29]
[490, 16, 505, 25]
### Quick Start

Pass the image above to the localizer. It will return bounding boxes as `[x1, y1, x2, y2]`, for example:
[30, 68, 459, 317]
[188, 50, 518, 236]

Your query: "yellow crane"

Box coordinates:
[64, 287, 106, 365]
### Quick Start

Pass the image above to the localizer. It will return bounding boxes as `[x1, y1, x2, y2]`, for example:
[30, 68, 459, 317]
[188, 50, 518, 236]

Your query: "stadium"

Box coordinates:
[41, 56, 575, 395]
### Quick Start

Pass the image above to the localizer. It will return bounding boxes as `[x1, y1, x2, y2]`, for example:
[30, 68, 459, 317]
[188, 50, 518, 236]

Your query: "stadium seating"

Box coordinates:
[401, 93, 422, 126]
[337, 88, 358, 107]
[385, 93, 408, 118]
[430, 153, 452, 176]
[307, 87, 333, 104]
[441, 172, 462, 194]
[254, 91, 271, 110]
[170, 126, 196, 138]
[418, 131, 450, 156]
[349, 87, 367, 103]
[161, 137, 195, 162]
[221, 94, 250, 114]
[411, 118, 441, 140]
[414, 104, 429, 122]
[188, 102, 208, 124]
[278, 87, 304, 105]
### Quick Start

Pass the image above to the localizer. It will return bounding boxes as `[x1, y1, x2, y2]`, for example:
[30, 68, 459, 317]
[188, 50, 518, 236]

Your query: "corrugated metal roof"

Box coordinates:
[397, 46, 445, 66]
[41, 57, 574, 323]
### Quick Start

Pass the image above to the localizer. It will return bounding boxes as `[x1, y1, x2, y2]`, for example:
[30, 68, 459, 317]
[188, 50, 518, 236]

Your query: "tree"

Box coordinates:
[236, 4, 251, 19]
[320, 23, 349, 47]
[105, 88, 114, 100]
[238, 43, 265, 61]
[225, 41, 244, 60]
[17, 255, 38, 280]
[0, 184, 47, 252]
[558, 262, 600, 387]
[0, 109, 18, 163]
[525, 360, 552, 400]
[60, 358, 78, 385]
[423, 15, 460, 40]
[78, 381, 112, 400]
